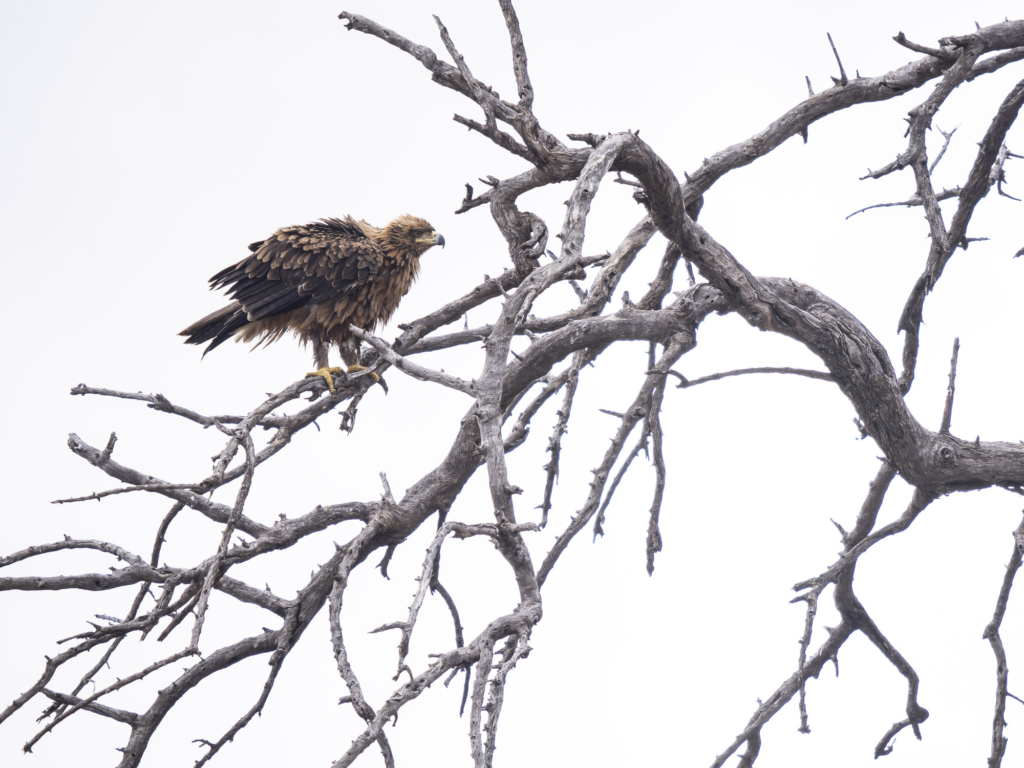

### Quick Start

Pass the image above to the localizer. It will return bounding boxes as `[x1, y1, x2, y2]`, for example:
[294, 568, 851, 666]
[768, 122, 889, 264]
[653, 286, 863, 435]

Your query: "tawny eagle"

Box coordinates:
[180, 215, 444, 392]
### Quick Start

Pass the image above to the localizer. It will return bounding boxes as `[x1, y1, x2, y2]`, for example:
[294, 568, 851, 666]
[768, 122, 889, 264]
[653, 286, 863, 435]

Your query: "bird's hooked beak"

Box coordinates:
[432, 232, 445, 249]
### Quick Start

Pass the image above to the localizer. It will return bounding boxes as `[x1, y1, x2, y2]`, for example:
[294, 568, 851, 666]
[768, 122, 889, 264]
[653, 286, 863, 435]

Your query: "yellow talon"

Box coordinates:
[306, 366, 344, 393]
[346, 364, 380, 383]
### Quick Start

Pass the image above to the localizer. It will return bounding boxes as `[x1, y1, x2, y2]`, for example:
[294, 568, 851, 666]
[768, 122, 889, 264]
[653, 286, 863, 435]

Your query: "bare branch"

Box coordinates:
[24, 648, 196, 754]
[652, 366, 834, 388]
[349, 325, 477, 395]
[845, 186, 961, 219]
[939, 337, 960, 434]
[982, 514, 1024, 768]
[685, 21, 1024, 202]
[826, 32, 849, 86]
[893, 31, 957, 62]
[538, 332, 695, 587]
[497, 0, 533, 110]
[38, 689, 138, 726]
[898, 74, 1024, 393]
[539, 351, 584, 528]
[51, 483, 203, 505]
[645, 370, 667, 575]
[929, 124, 959, 173]
[190, 428, 257, 651]
[1, 538, 148, 570]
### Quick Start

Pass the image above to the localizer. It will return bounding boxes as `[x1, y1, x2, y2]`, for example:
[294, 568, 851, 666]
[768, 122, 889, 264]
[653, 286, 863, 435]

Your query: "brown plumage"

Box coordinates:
[180, 215, 443, 388]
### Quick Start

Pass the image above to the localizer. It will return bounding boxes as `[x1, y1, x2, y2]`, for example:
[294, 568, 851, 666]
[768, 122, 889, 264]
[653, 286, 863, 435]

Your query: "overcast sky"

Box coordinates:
[2, 1, 1022, 767]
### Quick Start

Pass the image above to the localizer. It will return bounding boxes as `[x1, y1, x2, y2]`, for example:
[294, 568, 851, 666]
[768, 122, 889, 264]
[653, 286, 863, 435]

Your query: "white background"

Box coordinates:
[1, 1, 1022, 766]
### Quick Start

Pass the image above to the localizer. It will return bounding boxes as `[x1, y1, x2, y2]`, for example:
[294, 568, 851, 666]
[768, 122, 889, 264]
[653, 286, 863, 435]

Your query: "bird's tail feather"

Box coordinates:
[179, 302, 250, 356]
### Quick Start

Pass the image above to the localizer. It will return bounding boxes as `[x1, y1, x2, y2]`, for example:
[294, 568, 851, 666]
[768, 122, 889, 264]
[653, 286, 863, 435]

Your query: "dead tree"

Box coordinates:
[2, 5, 1024, 767]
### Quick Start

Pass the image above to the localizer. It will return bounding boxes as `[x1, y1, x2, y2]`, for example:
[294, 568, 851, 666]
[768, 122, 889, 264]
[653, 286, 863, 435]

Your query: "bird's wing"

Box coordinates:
[209, 218, 383, 322]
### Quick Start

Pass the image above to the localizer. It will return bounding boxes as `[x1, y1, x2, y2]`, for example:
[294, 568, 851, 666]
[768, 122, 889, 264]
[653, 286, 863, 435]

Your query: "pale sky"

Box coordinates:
[2, 1, 1022, 767]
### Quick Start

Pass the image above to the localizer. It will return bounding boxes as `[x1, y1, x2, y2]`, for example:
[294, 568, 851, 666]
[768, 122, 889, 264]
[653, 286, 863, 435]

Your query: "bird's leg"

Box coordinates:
[340, 338, 382, 387]
[306, 341, 343, 393]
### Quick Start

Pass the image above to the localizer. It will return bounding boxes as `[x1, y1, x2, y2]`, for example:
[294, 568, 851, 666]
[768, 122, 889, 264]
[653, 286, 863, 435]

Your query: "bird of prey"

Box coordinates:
[180, 214, 444, 392]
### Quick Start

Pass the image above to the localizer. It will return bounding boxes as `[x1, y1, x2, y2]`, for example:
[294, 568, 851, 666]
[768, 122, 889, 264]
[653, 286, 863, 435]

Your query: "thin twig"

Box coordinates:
[52, 483, 203, 505]
[645, 374, 668, 575]
[939, 337, 960, 434]
[827, 32, 849, 86]
[651, 366, 834, 388]
[846, 186, 962, 219]
[539, 351, 585, 527]
[190, 429, 257, 651]
[981, 514, 1024, 768]
[929, 125, 959, 173]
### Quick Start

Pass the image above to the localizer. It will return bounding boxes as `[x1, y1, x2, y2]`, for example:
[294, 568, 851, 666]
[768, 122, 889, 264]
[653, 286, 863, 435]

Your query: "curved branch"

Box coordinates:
[896, 73, 1024, 392]
[982, 516, 1024, 768]
[655, 365, 834, 388]
[684, 22, 1024, 201]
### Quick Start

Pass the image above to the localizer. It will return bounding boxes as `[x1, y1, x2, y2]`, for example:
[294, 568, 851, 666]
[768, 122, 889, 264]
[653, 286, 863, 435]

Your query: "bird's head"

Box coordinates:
[383, 214, 444, 256]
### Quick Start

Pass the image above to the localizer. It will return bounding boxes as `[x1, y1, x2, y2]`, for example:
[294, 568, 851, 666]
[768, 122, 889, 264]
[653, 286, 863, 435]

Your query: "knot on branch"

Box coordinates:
[932, 439, 960, 469]
[371, 498, 406, 535]
[632, 188, 651, 209]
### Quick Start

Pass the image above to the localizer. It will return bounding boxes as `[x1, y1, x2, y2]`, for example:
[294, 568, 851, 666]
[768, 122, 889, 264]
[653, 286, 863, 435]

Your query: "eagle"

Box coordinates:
[180, 215, 444, 392]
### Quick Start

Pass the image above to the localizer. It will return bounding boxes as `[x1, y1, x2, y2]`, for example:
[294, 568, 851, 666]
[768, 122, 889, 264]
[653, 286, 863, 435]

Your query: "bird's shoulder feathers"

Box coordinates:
[208, 217, 386, 323]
